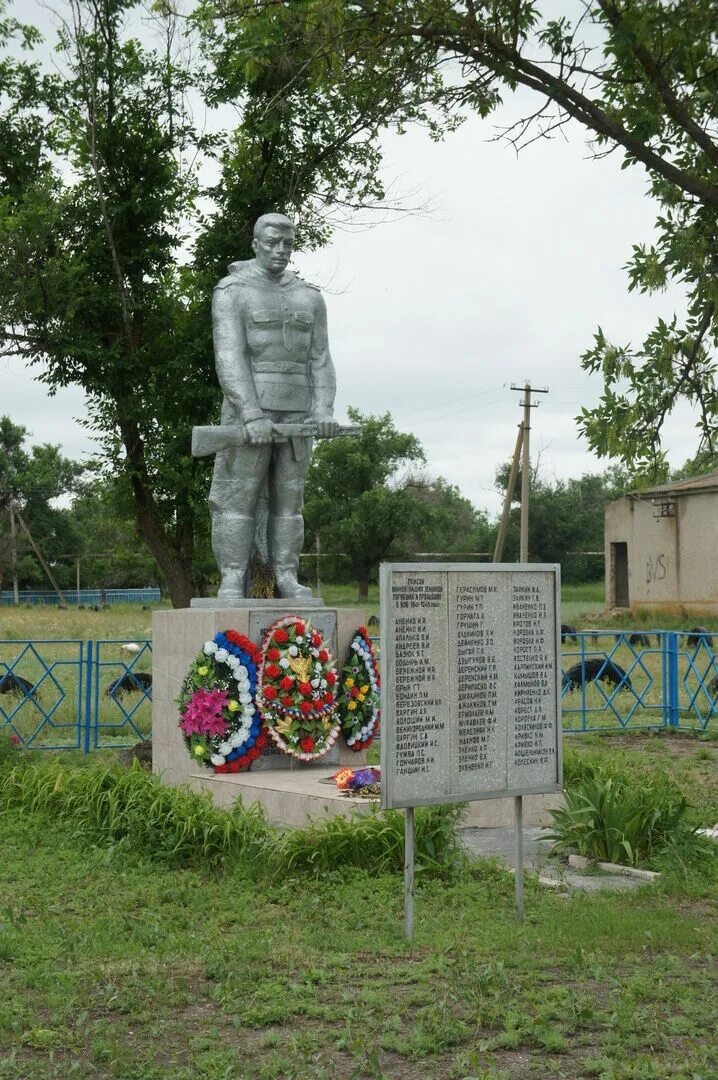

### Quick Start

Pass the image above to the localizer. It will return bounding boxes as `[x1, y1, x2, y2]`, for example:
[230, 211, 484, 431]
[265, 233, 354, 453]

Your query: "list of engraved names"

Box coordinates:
[509, 579, 557, 787]
[384, 568, 559, 807]
[391, 574, 448, 796]
[450, 579, 503, 793]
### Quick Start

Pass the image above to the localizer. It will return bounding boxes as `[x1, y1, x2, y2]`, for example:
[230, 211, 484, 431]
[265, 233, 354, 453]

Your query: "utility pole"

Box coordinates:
[14, 505, 66, 604]
[511, 383, 548, 562]
[9, 500, 19, 605]
[493, 424, 523, 562]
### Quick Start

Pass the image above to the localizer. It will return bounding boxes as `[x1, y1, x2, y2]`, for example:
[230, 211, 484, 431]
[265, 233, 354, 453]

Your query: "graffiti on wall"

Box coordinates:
[646, 553, 668, 584]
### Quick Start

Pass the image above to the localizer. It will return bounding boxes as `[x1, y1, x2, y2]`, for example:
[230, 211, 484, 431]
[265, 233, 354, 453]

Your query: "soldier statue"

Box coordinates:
[207, 213, 338, 601]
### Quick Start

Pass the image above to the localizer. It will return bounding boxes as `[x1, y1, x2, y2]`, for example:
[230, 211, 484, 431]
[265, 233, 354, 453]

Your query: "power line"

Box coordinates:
[395, 383, 508, 420]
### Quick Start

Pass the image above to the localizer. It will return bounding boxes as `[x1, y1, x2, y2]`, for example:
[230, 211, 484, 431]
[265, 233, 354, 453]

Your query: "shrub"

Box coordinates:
[271, 802, 466, 878]
[0, 759, 273, 869]
[547, 764, 697, 867]
[0, 758, 465, 878]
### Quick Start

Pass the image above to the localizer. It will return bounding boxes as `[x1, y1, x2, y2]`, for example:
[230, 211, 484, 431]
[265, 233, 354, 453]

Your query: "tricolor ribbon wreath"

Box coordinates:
[338, 626, 380, 751]
[257, 615, 341, 761]
[177, 630, 267, 773]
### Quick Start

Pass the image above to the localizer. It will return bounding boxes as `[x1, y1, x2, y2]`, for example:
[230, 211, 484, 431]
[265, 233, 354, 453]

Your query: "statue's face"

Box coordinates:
[252, 226, 295, 275]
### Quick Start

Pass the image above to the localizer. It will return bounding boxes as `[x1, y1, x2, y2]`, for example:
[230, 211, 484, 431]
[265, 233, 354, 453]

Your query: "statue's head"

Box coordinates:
[252, 213, 295, 276]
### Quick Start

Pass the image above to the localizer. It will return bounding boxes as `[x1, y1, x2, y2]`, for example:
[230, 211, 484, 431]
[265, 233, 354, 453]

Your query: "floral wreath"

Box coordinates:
[338, 627, 380, 751]
[258, 616, 340, 761]
[177, 630, 267, 773]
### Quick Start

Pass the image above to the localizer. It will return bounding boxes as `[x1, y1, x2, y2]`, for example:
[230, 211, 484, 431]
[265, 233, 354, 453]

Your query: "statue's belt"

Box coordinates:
[252, 361, 310, 376]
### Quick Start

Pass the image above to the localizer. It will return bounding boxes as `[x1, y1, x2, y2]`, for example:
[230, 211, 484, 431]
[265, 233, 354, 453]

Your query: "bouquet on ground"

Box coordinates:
[258, 616, 340, 761]
[338, 627, 380, 751]
[178, 630, 267, 773]
[334, 766, 381, 796]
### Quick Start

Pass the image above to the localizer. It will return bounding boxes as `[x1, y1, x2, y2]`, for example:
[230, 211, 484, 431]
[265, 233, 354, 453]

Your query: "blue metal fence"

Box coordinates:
[561, 629, 717, 732]
[0, 639, 152, 751]
[1, 630, 715, 752]
[1, 588, 161, 607]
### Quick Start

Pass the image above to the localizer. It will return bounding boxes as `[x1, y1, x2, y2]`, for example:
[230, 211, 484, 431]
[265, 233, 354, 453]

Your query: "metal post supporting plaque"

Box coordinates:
[381, 562, 562, 936]
[405, 807, 415, 942]
[514, 795, 524, 921]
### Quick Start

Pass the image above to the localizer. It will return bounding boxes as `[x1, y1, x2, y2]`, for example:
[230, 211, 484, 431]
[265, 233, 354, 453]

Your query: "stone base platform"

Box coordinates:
[155, 761, 562, 830]
[186, 765, 373, 826]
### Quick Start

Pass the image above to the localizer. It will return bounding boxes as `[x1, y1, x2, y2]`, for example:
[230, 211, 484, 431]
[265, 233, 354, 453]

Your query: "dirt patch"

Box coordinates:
[566, 731, 715, 758]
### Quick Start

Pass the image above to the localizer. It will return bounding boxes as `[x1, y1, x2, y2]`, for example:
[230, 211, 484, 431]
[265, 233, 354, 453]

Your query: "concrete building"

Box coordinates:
[604, 470, 718, 612]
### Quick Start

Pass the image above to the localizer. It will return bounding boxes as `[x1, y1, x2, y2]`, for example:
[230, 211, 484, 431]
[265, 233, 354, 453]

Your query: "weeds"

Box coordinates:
[0, 758, 273, 869]
[548, 761, 703, 867]
[0, 756, 464, 878]
[271, 801, 466, 877]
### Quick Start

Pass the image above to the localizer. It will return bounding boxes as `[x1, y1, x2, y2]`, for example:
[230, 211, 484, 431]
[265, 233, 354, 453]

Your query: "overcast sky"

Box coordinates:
[7, 5, 698, 517]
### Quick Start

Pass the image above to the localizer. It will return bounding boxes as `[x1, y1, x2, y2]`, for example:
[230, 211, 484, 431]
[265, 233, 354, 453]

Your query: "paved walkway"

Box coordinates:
[458, 826, 647, 893]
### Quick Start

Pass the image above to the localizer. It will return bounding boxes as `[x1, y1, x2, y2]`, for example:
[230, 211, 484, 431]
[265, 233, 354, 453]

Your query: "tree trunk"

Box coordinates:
[356, 566, 370, 601]
[120, 418, 196, 608]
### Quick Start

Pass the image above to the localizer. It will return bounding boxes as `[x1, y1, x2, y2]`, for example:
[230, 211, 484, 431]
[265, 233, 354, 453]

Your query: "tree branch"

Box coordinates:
[412, 20, 718, 209]
[597, 0, 718, 170]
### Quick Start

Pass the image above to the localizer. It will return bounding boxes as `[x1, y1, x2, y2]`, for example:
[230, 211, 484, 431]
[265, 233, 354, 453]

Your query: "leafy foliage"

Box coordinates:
[62, 475, 164, 589]
[273, 801, 466, 877]
[228, 0, 718, 477]
[304, 408, 429, 598]
[548, 760, 699, 867]
[0, 1, 419, 605]
[0, 416, 85, 590]
[493, 463, 631, 580]
[0, 756, 465, 878]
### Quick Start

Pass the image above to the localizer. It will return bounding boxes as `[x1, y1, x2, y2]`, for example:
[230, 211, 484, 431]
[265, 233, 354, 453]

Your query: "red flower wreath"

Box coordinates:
[258, 615, 341, 761]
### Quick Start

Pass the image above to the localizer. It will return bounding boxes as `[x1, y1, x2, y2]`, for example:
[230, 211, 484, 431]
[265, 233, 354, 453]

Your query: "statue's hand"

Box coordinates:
[311, 414, 339, 438]
[244, 417, 275, 444]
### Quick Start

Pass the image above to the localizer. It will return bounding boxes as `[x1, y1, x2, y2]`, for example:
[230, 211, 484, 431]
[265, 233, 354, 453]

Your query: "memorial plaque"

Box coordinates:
[249, 609, 337, 657]
[381, 563, 561, 810]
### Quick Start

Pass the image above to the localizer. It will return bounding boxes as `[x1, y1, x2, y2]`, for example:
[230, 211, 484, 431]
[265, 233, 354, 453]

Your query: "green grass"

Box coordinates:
[0, 755, 464, 879]
[0, 767, 716, 1079]
[560, 581, 605, 624]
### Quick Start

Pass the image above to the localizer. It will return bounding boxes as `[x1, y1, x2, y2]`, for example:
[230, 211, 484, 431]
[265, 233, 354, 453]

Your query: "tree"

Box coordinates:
[492, 460, 630, 580]
[0, 1, 411, 605]
[228, 0, 718, 477]
[303, 409, 430, 598]
[65, 475, 165, 590]
[402, 475, 493, 558]
[0, 417, 84, 591]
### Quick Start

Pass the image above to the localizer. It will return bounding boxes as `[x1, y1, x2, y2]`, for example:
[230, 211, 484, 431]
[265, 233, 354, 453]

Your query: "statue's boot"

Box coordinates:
[213, 513, 255, 602]
[270, 514, 313, 600]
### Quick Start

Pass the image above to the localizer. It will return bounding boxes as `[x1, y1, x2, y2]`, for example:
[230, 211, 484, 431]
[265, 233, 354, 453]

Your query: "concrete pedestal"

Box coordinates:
[152, 605, 561, 829]
[190, 772, 561, 828]
[152, 605, 367, 791]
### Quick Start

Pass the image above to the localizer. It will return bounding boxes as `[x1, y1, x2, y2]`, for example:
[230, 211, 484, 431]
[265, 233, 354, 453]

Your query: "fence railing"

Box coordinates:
[560, 629, 717, 732]
[1, 630, 715, 752]
[1, 588, 161, 607]
[0, 639, 153, 751]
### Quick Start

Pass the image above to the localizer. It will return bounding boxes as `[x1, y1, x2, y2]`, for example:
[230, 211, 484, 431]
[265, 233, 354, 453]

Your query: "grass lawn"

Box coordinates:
[1, 730, 717, 1080]
[1, 808, 717, 1080]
